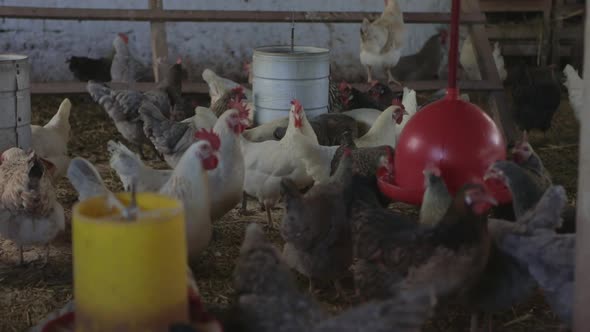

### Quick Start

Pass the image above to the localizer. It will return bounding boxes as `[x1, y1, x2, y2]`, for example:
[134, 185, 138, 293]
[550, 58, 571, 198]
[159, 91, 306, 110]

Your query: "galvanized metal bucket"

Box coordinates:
[252, 46, 330, 125]
[0, 54, 31, 152]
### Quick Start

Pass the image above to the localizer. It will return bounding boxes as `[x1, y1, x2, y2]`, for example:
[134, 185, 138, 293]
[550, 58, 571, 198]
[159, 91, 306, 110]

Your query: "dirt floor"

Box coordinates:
[0, 92, 578, 331]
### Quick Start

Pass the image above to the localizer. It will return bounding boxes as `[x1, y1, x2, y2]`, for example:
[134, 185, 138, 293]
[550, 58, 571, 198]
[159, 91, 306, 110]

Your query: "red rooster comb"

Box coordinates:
[228, 98, 249, 119]
[176, 57, 182, 64]
[231, 86, 244, 95]
[338, 81, 351, 92]
[194, 129, 221, 151]
[290, 99, 303, 111]
[117, 33, 129, 44]
[392, 98, 404, 108]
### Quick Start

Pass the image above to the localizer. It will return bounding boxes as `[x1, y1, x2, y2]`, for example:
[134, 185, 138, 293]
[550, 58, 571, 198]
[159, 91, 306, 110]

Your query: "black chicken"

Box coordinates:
[510, 65, 561, 135]
[66, 55, 112, 82]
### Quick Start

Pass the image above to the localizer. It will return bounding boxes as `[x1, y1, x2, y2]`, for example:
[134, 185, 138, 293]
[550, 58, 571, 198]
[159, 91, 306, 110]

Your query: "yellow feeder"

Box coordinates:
[73, 192, 189, 332]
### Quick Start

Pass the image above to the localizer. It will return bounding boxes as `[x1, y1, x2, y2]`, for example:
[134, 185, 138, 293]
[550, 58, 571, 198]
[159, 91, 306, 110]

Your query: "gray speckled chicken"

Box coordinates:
[352, 181, 496, 303]
[311, 286, 437, 332]
[0, 148, 65, 265]
[490, 185, 573, 327]
[280, 148, 354, 293]
[87, 61, 185, 159]
[233, 223, 326, 332]
[464, 185, 567, 332]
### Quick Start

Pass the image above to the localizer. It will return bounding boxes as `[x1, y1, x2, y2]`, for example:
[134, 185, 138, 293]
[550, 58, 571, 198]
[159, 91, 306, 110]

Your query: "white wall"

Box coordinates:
[0, 0, 451, 82]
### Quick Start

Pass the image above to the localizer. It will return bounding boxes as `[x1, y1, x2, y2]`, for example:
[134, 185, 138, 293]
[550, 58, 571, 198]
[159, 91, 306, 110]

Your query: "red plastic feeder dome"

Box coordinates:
[377, 0, 512, 205]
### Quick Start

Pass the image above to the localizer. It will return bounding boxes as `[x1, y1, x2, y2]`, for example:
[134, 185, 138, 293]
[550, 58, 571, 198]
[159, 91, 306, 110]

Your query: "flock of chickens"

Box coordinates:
[2, 0, 589, 331]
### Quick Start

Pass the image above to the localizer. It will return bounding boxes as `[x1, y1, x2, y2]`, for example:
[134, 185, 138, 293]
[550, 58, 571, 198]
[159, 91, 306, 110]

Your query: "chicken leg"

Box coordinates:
[265, 203, 273, 228]
[40, 245, 50, 268]
[386, 67, 403, 86]
[136, 144, 146, 160]
[238, 192, 256, 216]
[365, 65, 373, 83]
[19, 246, 24, 266]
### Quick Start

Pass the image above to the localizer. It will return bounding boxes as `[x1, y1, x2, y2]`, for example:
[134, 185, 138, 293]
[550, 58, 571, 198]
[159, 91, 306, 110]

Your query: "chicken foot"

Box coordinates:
[40, 245, 50, 268]
[19, 246, 24, 266]
[365, 65, 373, 83]
[386, 67, 403, 86]
[238, 192, 256, 216]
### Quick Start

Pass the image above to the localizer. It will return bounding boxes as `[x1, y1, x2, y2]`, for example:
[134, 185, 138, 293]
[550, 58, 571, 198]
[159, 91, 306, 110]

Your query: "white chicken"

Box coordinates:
[294, 101, 407, 184]
[563, 64, 584, 122]
[110, 106, 248, 221]
[108, 140, 172, 192]
[68, 139, 219, 259]
[110, 33, 152, 84]
[354, 100, 407, 148]
[397, 87, 417, 136]
[460, 37, 507, 82]
[0, 148, 65, 265]
[360, 0, 405, 85]
[30, 98, 72, 181]
[240, 100, 318, 224]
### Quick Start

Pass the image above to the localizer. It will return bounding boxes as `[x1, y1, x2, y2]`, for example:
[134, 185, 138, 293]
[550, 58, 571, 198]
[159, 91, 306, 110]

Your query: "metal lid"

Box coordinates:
[0, 54, 28, 62]
[254, 46, 329, 57]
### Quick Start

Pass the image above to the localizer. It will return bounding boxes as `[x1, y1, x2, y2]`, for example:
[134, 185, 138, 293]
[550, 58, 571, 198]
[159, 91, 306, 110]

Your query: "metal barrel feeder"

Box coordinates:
[252, 45, 330, 125]
[0, 54, 32, 152]
[377, 0, 512, 205]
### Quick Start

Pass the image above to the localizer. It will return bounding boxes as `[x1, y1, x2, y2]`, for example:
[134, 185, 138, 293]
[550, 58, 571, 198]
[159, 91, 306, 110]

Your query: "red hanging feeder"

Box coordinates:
[377, 0, 512, 205]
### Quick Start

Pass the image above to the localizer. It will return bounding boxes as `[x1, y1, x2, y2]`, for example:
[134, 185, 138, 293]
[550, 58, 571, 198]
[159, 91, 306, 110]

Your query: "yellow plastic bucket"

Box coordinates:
[72, 192, 189, 331]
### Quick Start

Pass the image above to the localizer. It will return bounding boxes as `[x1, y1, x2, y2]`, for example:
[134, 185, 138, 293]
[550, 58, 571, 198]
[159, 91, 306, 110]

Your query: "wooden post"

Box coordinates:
[463, 0, 518, 144]
[574, 2, 590, 330]
[149, 0, 168, 82]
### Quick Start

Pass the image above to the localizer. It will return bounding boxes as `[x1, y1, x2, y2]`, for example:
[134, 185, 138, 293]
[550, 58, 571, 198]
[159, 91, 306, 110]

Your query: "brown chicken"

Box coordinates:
[0, 148, 65, 265]
[280, 149, 354, 294]
[392, 29, 448, 81]
[351, 182, 496, 302]
[211, 86, 247, 117]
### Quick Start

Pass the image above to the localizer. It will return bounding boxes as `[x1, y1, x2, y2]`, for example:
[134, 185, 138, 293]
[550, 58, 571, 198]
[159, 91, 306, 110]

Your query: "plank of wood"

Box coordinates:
[480, 0, 552, 13]
[30, 80, 502, 95]
[575, 3, 590, 331]
[30, 81, 210, 94]
[149, 0, 169, 82]
[0, 6, 486, 24]
[486, 25, 580, 41]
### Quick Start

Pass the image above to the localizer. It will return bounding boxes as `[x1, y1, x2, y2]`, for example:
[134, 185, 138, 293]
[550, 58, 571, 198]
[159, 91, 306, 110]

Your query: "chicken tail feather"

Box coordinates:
[67, 157, 109, 201]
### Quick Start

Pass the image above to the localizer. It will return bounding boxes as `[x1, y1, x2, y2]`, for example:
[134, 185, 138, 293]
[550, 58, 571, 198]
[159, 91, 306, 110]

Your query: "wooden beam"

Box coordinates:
[29, 80, 502, 95]
[480, 0, 552, 12]
[486, 25, 580, 41]
[30, 81, 210, 94]
[501, 44, 572, 57]
[0, 6, 487, 24]
[574, 2, 590, 330]
[149, 0, 168, 82]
